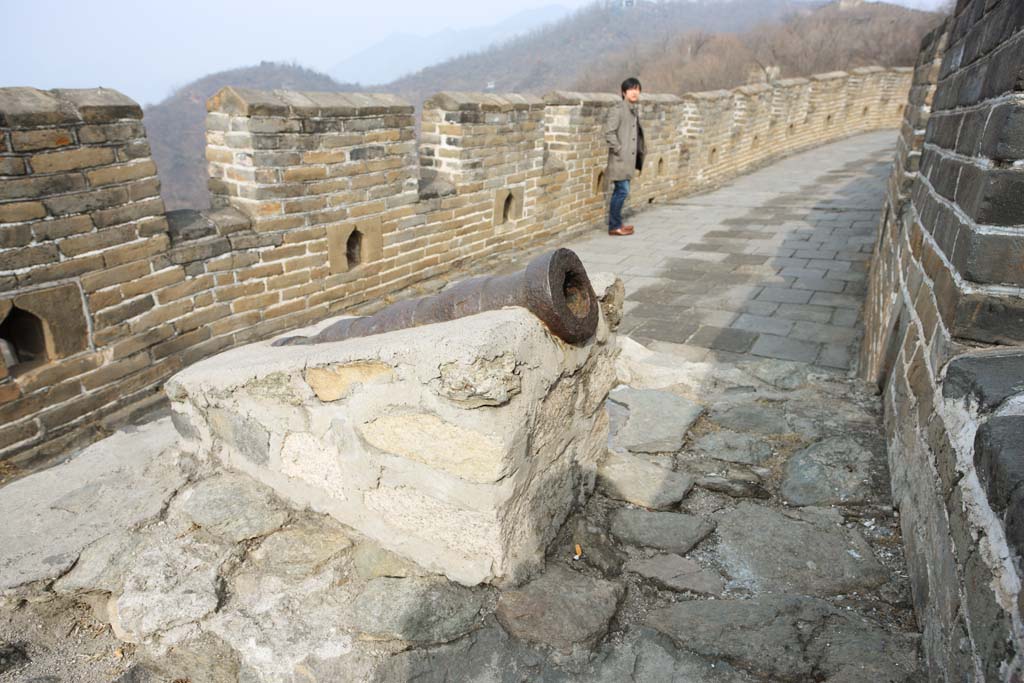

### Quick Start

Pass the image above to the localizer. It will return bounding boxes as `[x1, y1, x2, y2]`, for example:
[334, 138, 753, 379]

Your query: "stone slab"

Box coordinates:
[0, 419, 183, 591]
[608, 386, 703, 453]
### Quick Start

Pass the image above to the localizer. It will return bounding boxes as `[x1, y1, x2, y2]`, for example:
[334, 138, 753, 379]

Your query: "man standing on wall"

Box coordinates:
[605, 77, 645, 237]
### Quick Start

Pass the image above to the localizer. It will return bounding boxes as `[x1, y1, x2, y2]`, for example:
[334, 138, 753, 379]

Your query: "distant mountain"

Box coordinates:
[329, 5, 572, 86]
[379, 0, 818, 106]
[145, 62, 357, 211]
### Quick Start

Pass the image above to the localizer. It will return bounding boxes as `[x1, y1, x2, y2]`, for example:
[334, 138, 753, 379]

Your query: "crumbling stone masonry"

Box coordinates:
[860, 1, 1024, 679]
[167, 299, 619, 586]
[1, 69, 910, 467]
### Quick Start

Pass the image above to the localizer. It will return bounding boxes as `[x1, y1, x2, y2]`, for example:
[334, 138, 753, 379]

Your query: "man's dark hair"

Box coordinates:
[620, 77, 642, 96]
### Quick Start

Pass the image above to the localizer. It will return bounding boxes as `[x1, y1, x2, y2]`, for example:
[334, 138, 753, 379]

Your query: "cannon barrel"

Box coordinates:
[272, 248, 599, 346]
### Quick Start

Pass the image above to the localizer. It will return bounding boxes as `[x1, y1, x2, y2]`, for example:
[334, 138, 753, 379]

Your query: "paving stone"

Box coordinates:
[781, 436, 875, 506]
[750, 334, 821, 362]
[791, 320, 858, 344]
[693, 430, 773, 464]
[792, 277, 847, 293]
[756, 287, 814, 305]
[177, 473, 290, 544]
[731, 313, 794, 336]
[0, 419, 183, 591]
[715, 503, 888, 595]
[631, 319, 700, 344]
[609, 507, 716, 554]
[708, 401, 790, 435]
[817, 342, 853, 369]
[584, 627, 754, 682]
[646, 595, 920, 682]
[115, 536, 233, 641]
[597, 452, 695, 509]
[687, 325, 758, 353]
[625, 554, 724, 595]
[742, 358, 811, 389]
[349, 576, 485, 644]
[809, 291, 862, 308]
[773, 302, 835, 323]
[608, 387, 703, 454]
[496, 564, 622, 655]
[831, 307, 860, 326]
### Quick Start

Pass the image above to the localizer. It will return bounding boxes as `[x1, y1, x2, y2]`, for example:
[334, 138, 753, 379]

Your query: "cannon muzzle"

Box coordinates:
[272, 248, 599, 346]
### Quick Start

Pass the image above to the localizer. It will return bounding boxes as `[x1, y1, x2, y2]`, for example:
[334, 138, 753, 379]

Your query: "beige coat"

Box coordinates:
[604, 99, 645, 182]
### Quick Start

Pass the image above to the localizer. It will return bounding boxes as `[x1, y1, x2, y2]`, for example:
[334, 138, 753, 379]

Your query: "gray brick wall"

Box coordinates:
[861, 1, 1024, 678]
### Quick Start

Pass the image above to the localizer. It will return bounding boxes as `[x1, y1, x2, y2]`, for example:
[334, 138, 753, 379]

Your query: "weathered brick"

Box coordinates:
[975, 415, 1024, 512]
[80, 260, 150, 292]
[116, 267, 184, 299]
[943, 351, 1024, 410]
[154, 274, 214, 305]
[0, 200, 46, 223]
[0, 419, 37, 450]
[92, 196, 163, 228]
[10, 128, 76, 152]
[128, 177, 162, 202]
[30, 146, 115, 173]
[85, 159, 158, 187]
[94, 295, 155, 328]
[174, 303, 230, 333]
[80, 353, 151, 391]
[101, 234, 168, 268]
[979, 101, 1024, 162]
[0, 243, 58, 270]
[232, 292, 280, 313]
[43, 185, 126, 216]
[14, 253, 104, 288]
[77, 121, 146, 144]
[58, 224, 137, 257]
[108, 324, 174, 360]
[950, 227, 1024, 287]
[151, 327, 211, 359]
[167, 236, 231, 265]
[0, 173, 87, 202]
[31, 214, 93, 240]
[0, 223, 33, 248]
[0, 380, 80, 424]
[0, 157, 27, 176]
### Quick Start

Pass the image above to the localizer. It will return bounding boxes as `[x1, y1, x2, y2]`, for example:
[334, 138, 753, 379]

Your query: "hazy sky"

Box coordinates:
[3, 0, 947, 107]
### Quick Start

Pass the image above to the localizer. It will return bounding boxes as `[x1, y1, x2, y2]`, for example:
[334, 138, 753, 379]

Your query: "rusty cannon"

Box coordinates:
[272, 248, 600, 347]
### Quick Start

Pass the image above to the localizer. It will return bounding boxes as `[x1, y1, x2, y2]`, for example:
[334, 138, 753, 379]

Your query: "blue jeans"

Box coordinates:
[608, 180, 629, 231]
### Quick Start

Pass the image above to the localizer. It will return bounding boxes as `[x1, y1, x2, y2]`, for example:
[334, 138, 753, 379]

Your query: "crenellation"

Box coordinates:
[1, 70, 909, 470]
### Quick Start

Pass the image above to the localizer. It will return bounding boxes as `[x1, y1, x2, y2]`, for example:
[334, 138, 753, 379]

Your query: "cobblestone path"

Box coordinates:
[565, 130, 897, 371]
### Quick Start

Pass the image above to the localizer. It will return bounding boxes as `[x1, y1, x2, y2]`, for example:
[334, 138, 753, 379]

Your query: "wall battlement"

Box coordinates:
[0, 68, 910, 467]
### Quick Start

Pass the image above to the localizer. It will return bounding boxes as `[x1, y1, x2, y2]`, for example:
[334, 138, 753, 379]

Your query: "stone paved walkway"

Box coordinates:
[564, 130, 897, 371]
[0, 131, 924, 683]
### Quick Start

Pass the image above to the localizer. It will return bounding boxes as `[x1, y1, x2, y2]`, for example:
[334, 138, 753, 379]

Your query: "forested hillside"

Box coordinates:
[573, 1, 942, 94]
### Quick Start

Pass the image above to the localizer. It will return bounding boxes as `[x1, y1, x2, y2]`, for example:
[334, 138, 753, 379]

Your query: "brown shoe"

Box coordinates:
[608, 226, 634, 236]
[622, 225, 635, 232]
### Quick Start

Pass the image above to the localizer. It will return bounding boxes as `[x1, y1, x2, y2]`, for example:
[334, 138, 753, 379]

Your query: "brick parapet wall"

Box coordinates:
[860, 1, 1024, 678]
[1, 68, 910, 468]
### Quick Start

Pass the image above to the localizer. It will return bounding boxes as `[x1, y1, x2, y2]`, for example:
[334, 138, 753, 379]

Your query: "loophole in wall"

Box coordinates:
[0, 306, 48, 374]
[657, 157, 665, 176]
[502, 193, 513, 224]
[594, 170, 605, 195]
[346, 229, 363, 270]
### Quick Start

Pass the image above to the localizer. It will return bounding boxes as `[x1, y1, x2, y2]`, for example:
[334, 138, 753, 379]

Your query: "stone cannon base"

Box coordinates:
[167, 294, 619, 587]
